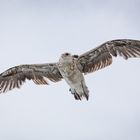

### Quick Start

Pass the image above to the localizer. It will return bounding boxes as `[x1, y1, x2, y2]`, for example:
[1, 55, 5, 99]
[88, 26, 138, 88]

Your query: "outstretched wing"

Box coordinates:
[0, 63, 62, 93]
[77, 39, 140, 74]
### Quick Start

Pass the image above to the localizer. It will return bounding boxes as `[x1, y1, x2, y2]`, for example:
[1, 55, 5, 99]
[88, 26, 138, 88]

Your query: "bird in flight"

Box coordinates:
[0, 39, 140, 100]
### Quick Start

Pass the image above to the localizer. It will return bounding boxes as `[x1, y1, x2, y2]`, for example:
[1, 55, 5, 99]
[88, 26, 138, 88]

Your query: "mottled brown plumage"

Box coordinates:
[0, 64, 62, 93]
[0, 39, 140, 100]
[78, 39, 140, 74]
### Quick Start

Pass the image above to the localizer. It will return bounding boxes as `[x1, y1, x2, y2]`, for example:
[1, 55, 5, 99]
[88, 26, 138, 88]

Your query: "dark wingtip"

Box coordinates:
[85, 95, 89, 101]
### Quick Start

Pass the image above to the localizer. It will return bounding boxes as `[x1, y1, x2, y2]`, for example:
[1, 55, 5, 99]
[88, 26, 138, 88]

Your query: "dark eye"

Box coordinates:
[65, 53, 70, 56]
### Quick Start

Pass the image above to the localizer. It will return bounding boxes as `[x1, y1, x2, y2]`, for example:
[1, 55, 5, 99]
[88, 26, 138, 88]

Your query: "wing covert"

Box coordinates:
[0, 63, 62, 93]
[77, 39, 140, 74]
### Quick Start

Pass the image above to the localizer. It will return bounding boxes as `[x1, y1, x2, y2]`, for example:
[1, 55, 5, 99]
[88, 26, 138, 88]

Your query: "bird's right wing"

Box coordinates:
[77, 39, 140, 74]
[0, 63, 62, 93]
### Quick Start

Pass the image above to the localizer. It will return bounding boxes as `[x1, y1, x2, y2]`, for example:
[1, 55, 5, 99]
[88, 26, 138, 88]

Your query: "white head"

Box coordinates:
[59, 52, 73, 63]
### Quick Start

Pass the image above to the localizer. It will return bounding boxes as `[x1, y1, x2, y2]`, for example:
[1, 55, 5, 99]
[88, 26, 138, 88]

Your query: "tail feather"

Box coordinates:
[69, 88, 81, 100]
[74, 92, 82, 100]
[69, 86, 89, 101]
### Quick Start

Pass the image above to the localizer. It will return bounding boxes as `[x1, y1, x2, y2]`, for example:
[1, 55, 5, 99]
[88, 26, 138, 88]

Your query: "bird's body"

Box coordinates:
[57, 53, 89, 100]
[0, 39, 140, 100]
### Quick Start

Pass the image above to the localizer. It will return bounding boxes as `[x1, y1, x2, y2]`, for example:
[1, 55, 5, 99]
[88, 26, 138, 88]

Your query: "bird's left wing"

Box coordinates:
[0, 63, 62, 93]
[77, 39, 140, 74]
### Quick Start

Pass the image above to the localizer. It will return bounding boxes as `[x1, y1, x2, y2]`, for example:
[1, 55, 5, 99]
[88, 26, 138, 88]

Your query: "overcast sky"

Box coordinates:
[0, 0, 140, 140]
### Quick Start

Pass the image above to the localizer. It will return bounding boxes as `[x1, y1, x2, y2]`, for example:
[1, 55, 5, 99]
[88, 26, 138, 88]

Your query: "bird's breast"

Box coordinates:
[58, 62, 75, 77]
[58, 61, 83, 83]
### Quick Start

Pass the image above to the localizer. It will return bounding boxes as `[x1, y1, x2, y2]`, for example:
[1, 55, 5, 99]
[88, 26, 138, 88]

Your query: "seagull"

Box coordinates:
[0, 39, 140, 100]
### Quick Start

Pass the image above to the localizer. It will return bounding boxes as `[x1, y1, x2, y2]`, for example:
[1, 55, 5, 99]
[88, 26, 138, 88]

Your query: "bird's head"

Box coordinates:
[61, 52, 72, 58]
[59, 52, 73, 63]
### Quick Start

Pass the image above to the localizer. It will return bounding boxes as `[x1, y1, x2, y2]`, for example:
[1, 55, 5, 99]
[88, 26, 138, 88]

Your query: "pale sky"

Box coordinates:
[0, 0, 140, 140]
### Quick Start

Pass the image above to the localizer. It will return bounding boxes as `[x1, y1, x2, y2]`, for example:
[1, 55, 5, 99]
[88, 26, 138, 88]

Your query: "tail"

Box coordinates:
[69, 85, 89, 101]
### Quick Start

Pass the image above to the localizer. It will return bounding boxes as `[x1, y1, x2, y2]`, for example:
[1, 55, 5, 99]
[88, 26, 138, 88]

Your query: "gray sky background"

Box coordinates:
[0, 0, 140, 140]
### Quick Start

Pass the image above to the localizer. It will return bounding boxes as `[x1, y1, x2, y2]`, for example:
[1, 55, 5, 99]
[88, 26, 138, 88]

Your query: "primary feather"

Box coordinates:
[78, 39, 140, 73]
[0, 39, 140, 100]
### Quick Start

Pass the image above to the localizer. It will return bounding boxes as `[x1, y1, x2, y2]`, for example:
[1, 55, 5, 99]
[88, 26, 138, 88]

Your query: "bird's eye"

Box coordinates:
[65, 53, 70, 56]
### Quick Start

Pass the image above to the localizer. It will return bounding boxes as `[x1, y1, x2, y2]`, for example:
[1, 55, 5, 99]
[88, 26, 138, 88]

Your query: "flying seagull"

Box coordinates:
[0, 39, 140, 100]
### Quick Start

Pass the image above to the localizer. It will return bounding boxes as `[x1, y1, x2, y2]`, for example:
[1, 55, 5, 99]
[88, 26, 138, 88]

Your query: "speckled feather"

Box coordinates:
[0, 39, 140, 100]
[78, 39, 140, 74]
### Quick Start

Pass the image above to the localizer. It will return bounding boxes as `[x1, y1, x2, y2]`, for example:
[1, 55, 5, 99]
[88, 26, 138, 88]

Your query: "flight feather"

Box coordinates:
[0, 63, 62, 93]
[77, 39, 140, 73]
